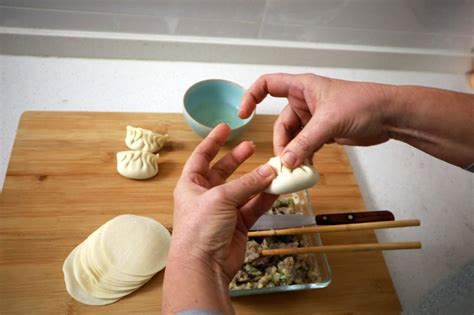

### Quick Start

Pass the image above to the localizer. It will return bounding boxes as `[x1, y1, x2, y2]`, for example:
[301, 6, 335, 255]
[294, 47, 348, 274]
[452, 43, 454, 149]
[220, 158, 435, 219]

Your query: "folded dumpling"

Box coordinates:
[116, 151, 159, 180]
[125, 126, 168, 153]
[264, 156, 320, 195]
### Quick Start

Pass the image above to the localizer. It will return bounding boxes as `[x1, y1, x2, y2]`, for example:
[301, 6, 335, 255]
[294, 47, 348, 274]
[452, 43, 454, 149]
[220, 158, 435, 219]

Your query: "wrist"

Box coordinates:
[167, 243, 229, 282]
[382, 84, 430, 140]
[166, 256, 229, 288]
[374, 83, 409, 136]
[164, 246, 232, 314]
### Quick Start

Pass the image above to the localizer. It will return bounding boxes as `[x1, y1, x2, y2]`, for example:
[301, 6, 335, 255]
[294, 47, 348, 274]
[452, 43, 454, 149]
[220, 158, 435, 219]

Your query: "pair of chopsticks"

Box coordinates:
[247, 219, 421, 256]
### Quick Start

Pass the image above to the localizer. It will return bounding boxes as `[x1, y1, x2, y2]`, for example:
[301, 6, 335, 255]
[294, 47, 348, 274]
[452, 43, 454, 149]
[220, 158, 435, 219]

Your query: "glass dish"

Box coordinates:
[229, 190, 332, 297]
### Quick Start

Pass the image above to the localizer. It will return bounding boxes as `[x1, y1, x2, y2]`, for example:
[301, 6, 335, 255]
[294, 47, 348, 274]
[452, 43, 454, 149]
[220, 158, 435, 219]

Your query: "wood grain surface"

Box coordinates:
[0, 112, 401, 314]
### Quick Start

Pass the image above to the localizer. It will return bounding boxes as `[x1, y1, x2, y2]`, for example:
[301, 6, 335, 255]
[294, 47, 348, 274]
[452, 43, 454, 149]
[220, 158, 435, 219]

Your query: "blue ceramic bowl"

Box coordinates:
[183, 79, 255, 141]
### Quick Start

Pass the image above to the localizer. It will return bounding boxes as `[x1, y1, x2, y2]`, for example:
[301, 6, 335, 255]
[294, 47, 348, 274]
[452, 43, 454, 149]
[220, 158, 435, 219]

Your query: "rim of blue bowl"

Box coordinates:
[182, 79, 256, 131]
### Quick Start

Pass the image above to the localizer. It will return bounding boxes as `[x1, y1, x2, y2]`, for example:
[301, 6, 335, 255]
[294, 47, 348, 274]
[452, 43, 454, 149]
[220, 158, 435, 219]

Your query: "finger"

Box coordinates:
[308, 152, 315, 165]
[212, 164, 275, 206]
[273, 105, 301, 156]
[182, 123, 230, 178]
[239, 73, 298, 119]
[208, 141, 255, 186]
[239, 193, 279, 230]
[281, 116, 334, 169]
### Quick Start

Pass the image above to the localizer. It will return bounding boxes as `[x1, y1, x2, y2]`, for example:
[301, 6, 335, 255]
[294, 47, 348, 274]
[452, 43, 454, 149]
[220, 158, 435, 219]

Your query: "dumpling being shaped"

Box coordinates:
[125, 125, 168, 153]
[264, 156, 320, 195]
[116, 151, 159, 180]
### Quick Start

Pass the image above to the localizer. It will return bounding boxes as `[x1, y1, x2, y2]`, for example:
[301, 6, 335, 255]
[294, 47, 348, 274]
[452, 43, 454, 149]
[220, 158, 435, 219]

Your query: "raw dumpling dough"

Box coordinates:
[86, 229, 149, 285]
[73, 243, 135, 299]
[264, 156, 320, 195]
[63, 246, 118, 306]
[101, 215, 171, 276]
[125, 125, 168, 153]
[116, 150, 159, 180]
[63, 214, 171, 306]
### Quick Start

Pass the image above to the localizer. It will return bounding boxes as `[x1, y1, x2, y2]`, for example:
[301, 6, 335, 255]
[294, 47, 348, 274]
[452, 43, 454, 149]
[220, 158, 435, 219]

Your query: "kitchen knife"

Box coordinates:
[250, 211, 395, 231]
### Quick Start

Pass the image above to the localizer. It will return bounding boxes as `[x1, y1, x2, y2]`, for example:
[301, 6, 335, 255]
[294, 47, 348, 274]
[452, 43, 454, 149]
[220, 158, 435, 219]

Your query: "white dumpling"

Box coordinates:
[125, 125, 168, 153]
[116, 151, 159, 180]
[264, 156, 320, 195]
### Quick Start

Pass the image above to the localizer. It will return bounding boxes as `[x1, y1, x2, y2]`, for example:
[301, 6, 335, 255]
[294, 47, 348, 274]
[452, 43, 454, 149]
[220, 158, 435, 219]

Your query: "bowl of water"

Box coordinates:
[183, 79, 255, 141]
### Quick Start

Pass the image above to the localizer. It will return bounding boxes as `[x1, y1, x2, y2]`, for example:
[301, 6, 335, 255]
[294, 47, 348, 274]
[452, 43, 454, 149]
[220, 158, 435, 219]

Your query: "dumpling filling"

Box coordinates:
[229, 196, 320, 291]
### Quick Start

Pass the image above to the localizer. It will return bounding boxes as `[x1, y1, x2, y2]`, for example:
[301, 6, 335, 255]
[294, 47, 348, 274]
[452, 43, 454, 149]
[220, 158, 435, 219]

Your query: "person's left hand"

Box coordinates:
[169, 123, 277, 281]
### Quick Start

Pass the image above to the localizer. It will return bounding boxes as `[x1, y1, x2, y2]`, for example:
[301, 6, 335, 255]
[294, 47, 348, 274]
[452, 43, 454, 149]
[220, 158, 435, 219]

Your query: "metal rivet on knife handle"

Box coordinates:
[316, 210, 395, 225]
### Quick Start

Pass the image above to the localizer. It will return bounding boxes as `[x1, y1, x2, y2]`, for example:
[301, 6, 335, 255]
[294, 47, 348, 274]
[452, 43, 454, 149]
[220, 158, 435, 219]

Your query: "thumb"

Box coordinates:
[215, 164, 275, 206]
[281, 117, 333, 168]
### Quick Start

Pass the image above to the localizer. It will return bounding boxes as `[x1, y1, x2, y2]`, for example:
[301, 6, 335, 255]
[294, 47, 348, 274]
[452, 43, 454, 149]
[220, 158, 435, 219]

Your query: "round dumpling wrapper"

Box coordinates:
[77, 236, 142, 293]
[73, 243, 138, 299]
[87, 227, 150, 284]
[63, 246, 118, 306]
[101, 214, 171, 276]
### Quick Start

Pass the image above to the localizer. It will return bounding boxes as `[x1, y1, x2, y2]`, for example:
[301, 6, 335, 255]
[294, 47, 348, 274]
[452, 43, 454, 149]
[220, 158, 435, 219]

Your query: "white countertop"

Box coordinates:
[1, 54, 473, 312]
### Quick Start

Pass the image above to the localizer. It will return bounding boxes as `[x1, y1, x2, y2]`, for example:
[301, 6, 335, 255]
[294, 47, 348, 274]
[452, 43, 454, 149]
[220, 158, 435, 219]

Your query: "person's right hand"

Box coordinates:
[239, 73, 396, 168]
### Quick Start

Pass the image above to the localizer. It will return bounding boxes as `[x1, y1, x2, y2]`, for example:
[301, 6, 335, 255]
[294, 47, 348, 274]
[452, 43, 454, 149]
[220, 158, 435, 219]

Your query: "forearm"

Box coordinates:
[162, 245, 233, 315]
[384, 85, 474, 168]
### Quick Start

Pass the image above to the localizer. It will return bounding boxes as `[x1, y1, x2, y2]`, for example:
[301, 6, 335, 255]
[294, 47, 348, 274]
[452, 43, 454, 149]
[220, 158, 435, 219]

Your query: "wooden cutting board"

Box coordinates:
[0, 112, 401, 314]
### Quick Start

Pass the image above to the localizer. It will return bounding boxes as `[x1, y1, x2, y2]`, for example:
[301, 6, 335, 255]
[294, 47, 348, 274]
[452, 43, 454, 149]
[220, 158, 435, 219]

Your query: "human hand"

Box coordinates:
[239, 73, 394, 168]
[169, 123, 277, 281]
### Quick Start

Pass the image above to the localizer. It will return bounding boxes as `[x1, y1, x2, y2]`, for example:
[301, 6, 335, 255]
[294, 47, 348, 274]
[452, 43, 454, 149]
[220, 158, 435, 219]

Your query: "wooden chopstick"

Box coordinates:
[259, 241, 422, 256]
[247, 219, 420, 237]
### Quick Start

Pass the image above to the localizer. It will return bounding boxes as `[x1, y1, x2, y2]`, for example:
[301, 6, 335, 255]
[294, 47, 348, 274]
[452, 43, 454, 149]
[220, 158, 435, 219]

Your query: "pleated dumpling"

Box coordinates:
[125, 126, 168, 153]
[264, 156, 320, 195]
[116, 151, 159, 180]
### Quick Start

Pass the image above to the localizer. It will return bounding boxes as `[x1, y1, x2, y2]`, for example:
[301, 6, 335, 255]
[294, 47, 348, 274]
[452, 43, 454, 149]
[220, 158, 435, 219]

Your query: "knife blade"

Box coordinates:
[249, 211, 395, 231]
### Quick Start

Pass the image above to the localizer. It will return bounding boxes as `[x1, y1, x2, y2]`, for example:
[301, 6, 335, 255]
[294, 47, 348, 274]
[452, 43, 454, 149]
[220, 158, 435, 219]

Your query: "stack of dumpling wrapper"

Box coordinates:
[63, 215, 171, 305]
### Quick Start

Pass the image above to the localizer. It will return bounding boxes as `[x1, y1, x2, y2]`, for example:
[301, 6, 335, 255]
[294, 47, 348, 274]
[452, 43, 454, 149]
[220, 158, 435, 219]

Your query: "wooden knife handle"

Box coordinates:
[316, 211, 395, 225]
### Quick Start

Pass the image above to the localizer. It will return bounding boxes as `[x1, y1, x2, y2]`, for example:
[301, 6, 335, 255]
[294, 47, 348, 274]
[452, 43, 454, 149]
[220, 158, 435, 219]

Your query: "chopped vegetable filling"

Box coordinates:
[229, 195, 320, 291]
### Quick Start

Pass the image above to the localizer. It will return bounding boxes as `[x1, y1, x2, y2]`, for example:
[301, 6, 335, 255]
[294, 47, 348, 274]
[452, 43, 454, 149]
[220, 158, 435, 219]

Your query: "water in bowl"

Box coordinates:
[194, 102, 244, 129]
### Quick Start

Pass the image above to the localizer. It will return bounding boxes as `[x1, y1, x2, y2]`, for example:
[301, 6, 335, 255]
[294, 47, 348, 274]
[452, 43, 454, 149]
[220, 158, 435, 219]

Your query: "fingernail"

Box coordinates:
[248, 141, 255, 148]
[258, 165, 273, 177]
[283, 151, 296, 167]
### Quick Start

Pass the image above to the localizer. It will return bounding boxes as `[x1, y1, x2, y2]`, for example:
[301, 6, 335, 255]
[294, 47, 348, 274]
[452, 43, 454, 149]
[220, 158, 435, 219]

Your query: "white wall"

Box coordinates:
[1, 0, 473, 52]
[1, 55, 472, 312]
